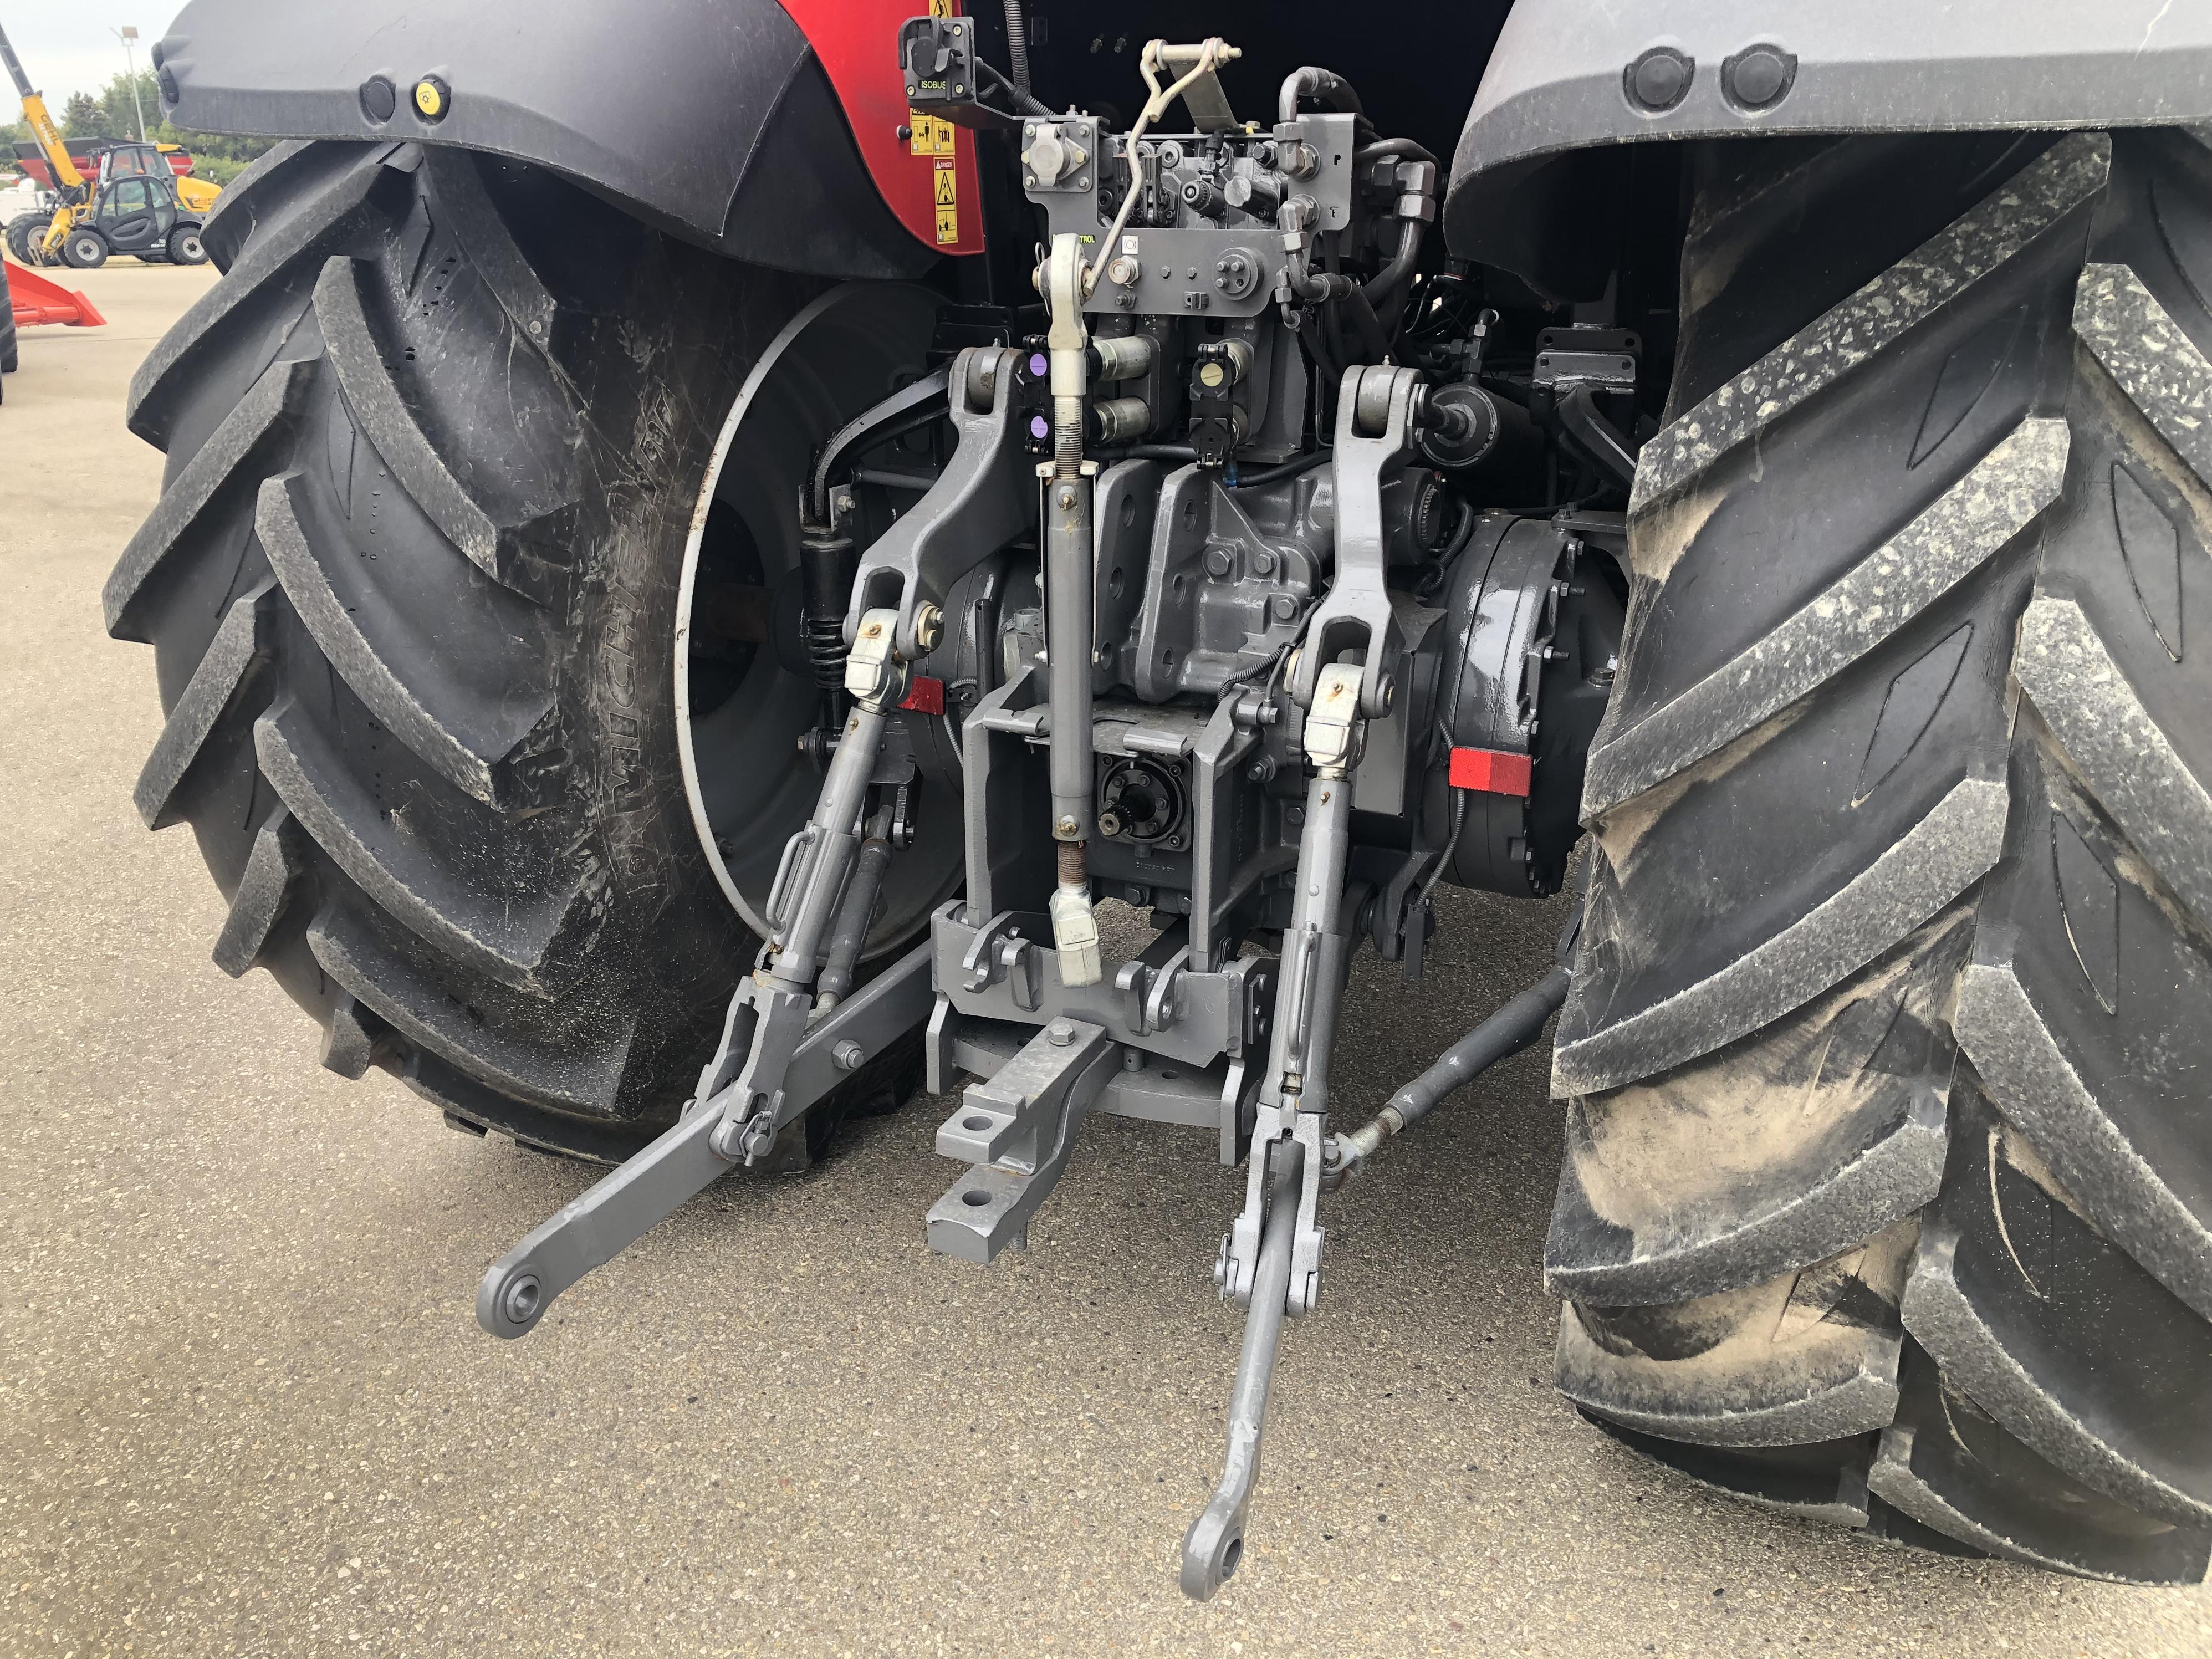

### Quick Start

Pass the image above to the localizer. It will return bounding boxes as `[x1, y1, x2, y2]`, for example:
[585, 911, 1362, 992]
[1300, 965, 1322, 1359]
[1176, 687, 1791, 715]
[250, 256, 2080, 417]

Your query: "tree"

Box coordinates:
[59, 91, 103, 139]
[13, 69, 277, 187]
[96, 67, 152, 142]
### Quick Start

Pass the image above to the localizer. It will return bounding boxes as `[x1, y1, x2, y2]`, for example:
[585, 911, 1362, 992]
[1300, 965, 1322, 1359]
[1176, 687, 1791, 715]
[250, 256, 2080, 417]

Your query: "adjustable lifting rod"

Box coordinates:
[1043, 233, 1103, 988]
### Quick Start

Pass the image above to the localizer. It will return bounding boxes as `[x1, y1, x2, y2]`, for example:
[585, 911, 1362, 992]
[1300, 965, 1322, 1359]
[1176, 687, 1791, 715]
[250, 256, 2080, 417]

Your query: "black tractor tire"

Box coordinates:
[1, 257, 16, 376]
[167, 223, 208, 266]
[6, 211, 44, 265]
[104, 139, 922, 1161]
[62, 225, 106, 269]
[1548, 127, 2212, 1584]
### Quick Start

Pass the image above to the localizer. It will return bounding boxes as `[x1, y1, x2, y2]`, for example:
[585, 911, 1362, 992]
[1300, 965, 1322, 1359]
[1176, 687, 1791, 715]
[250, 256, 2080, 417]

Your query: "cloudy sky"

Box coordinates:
[6, 2, 164, 107]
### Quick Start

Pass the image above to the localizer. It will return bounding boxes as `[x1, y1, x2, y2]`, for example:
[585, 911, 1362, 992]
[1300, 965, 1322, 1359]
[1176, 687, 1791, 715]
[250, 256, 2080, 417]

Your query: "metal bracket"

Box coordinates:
[960, 909, 1043, 1009]
[933, 901, 1272, 1069]
[926, 1016, 1120, 1263]
[476, 941, 935, 1340]
[1290, 364, 1423, 718]
[847, 344, 1033, 662]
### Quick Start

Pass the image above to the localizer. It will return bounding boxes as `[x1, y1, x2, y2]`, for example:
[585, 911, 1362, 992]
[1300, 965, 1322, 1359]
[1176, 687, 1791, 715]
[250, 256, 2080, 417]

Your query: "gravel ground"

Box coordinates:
[3, 260, 2209, 1659]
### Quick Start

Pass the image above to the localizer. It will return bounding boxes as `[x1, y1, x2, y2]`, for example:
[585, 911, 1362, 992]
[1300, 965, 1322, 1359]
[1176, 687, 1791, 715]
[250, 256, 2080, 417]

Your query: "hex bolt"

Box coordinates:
[1047, 1018, 1078, 1047]
[832, 1039, 866, 1071]
[1204, 547, 1235, 578]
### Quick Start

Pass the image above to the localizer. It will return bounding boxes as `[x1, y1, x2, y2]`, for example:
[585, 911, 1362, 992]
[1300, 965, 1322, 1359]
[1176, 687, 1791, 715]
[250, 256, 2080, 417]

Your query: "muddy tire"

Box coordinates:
[104, 139, 926, 1160]
[1, 258, 16, 376]
[1549, 130, 2212, 1583]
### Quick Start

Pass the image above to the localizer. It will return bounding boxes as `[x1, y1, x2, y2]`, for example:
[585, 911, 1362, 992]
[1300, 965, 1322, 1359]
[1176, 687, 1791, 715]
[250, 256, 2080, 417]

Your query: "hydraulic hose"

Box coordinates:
[1361, 218, 1424, 306]
[1000, 0, 1031, 93]
[1353, 136, 1438, 169]
[1324, 965, 1571, 1184]
[1278, 65, 1363, 124]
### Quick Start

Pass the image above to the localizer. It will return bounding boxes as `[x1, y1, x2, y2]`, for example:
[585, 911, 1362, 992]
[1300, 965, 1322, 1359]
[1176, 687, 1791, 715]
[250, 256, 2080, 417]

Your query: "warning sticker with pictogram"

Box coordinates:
[933, 159, 958, 243]
[909, 114, 957, 156]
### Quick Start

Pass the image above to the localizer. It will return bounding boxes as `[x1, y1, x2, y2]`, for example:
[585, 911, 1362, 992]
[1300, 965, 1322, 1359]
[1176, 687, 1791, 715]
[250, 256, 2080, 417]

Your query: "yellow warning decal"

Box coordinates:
[933, 159, 959, 243]
[909, 113, 958, 156]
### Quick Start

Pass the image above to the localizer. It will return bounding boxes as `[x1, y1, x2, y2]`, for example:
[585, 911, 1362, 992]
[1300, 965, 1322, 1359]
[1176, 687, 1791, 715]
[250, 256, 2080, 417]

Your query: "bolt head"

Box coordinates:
[1624, 47, 1692, 112]
[1047, 1018, 1077, 1046]
[833, 1039, 866, 1071]
[1724, 44, 1795, 109]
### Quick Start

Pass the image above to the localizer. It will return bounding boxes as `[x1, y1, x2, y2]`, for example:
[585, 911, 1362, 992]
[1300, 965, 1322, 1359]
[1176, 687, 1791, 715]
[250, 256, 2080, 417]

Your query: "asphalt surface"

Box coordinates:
[4, 260, 2210, 1659]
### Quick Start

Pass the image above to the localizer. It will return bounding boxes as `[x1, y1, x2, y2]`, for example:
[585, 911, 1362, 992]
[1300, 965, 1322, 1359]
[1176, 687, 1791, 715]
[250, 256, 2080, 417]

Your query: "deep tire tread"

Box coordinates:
[107, 140, 821, 1155]
[1553, 128, 2212, 1584]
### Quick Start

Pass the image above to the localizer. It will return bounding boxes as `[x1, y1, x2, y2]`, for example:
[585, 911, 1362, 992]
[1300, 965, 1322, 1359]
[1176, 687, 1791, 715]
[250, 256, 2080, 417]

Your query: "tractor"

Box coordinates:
[104, 0, 2212, 1597]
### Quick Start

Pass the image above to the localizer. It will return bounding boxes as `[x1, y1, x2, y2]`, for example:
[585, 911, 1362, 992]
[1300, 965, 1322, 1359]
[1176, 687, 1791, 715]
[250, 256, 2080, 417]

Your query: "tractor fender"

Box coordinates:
[149, 0, 972, 280]
[1447, 0, 2212, 297]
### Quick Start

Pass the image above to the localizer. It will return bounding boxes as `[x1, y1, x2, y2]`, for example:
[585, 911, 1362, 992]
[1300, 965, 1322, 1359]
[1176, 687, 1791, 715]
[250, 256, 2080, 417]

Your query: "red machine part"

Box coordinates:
[1448, 746, 1532, 797]
[13, 143, 195, 190]
[6, 257, 106, 329]
[899, 675, 947, 716]
[775, 0, 985, 257]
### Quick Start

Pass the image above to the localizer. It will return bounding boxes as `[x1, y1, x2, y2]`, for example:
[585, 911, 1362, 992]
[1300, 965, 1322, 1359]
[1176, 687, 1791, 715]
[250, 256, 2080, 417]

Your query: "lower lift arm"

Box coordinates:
[477, 355, 1031, 1337]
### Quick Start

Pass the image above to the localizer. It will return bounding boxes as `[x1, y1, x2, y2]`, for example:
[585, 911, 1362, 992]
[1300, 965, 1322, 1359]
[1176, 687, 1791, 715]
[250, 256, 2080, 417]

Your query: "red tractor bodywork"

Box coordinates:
[778, 0, 985, 257]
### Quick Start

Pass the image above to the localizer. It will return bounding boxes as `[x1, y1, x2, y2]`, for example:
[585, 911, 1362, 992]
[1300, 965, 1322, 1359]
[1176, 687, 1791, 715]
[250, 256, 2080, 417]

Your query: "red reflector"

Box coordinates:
[899, 675, 946, 716]
[1449, 746, 1532, 797]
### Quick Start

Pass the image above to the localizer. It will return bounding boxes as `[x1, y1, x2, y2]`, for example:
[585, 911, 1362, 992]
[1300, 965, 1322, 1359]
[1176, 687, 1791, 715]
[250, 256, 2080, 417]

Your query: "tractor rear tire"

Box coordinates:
[1, 258, 16, 376]
[1549, 129, 2212, 1583]
[105, 139, 922, 1160]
